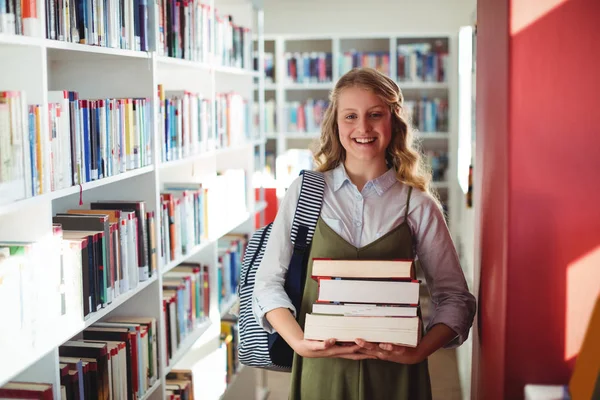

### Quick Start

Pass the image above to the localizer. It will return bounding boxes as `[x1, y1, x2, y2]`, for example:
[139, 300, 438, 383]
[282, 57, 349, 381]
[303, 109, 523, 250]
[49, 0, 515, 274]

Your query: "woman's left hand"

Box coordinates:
[354, 339, 425, 364]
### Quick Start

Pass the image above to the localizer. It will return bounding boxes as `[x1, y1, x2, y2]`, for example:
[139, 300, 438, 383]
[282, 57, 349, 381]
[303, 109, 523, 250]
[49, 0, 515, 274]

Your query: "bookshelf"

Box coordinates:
[0, 0, 267, 398]
[254, 32, 460, 239]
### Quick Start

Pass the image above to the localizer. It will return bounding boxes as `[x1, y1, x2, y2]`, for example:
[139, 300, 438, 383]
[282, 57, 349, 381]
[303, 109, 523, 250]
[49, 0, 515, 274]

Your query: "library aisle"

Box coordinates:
[0, 0, 269, 397]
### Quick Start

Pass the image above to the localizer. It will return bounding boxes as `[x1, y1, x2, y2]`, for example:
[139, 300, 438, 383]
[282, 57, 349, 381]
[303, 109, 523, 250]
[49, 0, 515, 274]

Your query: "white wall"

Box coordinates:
[264, 0, 475, 35]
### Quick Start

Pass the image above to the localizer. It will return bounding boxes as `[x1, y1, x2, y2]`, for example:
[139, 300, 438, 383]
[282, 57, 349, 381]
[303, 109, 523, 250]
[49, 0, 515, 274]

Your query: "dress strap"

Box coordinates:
[404, 186, 413, 220]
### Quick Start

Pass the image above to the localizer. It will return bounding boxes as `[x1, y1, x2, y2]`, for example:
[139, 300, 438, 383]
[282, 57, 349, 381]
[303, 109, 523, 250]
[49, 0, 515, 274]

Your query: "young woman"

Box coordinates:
[252, 67, 476, 400]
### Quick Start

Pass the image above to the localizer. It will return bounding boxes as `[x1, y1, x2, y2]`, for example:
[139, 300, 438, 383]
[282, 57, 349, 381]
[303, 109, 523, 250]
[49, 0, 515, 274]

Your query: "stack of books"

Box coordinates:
[304, 259, 421, 347]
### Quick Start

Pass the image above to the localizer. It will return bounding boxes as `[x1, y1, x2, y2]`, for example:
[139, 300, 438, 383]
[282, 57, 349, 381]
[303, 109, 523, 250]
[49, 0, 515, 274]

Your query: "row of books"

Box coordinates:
[0, 90, 152, 206]
[0, 0, 37, 35]
[157, 0, 211, 62]
[220, 318, 239, 387]
[284, 52, 333, 84]
[304, 259, 421, 347]
[0, 200, 155, 348]
[157, 86, 254, 163]
[214, 13, 253, 70]
[160, 182, 207, 264]
[404, 97, 449, 133]
[339, 51, 391, 77]
[46, 0, 150, 51]
[253, 52, 275, 83]
[397, 43, 449, 83]
[157, 87, 211, 163]
[53, 200, 156, 318]
[163, 263, 210, 365]
[424, 150, 449, 183]
[217, 234, 247, 308]
[284, 99, 329, 134]
[0, 316, 159, 400]
[165, 370, 195, 399]
[215, 92, 253, 150]
[156, 0, 252, 70]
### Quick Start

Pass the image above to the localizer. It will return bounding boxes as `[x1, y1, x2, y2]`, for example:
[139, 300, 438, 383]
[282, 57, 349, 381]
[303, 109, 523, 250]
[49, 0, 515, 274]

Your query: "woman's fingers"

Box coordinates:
[379, 343, 407, 353]
[355, 339, 378, 350]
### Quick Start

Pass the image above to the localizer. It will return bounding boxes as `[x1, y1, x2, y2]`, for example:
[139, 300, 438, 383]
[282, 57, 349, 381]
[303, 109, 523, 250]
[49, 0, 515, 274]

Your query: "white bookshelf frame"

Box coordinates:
[0, 0, 268, 398]
[257, 32, 460, 240]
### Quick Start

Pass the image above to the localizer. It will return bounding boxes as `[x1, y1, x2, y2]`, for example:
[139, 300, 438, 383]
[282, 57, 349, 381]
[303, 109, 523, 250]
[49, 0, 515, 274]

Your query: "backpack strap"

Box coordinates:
[285, 170, 326, 316]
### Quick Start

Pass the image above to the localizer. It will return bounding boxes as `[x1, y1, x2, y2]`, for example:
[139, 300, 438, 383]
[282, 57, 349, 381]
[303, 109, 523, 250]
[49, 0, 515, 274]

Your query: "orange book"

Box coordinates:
[569, 296, 600, 399]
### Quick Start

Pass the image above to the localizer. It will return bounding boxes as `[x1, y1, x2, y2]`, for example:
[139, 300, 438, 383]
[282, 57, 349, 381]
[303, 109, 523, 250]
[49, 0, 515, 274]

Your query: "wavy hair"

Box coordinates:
[313, 67, 437, 197]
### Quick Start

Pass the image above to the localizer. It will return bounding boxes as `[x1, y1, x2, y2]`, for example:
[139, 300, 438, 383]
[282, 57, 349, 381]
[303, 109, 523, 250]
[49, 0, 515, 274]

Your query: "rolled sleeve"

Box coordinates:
[409, 193, 477, 348]
[252, 177, 303, 334]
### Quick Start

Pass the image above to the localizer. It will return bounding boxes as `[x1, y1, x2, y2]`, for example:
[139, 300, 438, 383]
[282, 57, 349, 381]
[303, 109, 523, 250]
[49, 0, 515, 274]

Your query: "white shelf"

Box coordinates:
[162, 201, 266, 274]
[397, 81, 449, 90]
[284, 82, 333, 90]
[0, 165, 155, 217]
[214, 65, 261, 77]
[140, 380, 162, 400]
[0, 33, 44, 47]
[159, 142, 258, 170]
[83, 275, 158, 329]
[45, 40, 150, 59]
[220, 295, 239, 318]
[164, 320, 212, 375]
[156, 55, 212, 71]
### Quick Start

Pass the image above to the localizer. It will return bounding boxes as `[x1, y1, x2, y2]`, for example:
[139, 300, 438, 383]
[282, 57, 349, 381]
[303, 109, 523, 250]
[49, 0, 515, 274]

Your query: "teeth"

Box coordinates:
[354, 138, 375, 144]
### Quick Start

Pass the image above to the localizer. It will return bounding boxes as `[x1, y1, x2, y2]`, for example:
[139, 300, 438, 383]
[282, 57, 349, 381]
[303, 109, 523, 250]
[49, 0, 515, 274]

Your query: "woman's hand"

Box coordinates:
[292, 338, 376, 360]
[354, 339, 425, 364]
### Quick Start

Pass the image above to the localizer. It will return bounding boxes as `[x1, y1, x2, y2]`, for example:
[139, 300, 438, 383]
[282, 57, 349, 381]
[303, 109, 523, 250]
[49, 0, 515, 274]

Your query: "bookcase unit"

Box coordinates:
[255, 33, 460, 240]
[0, 0, 268, 398]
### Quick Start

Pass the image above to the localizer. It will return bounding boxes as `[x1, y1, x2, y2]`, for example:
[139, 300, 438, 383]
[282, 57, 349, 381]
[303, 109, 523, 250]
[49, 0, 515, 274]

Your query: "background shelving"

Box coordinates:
[253, 33, 459, 239]
[0, 0, 268, 398]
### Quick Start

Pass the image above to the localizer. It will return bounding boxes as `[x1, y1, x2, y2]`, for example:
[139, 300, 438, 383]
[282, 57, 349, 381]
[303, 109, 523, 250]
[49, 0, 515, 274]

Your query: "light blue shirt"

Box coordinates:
[252, 163, 476, 347]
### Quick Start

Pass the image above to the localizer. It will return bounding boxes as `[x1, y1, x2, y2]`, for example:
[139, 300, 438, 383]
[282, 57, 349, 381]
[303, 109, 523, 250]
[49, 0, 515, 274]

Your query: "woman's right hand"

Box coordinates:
[292, 338, 377, 360]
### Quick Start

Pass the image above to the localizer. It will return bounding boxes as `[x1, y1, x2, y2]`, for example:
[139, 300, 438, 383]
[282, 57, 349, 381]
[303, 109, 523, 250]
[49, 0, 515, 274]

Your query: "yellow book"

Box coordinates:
[569, 296, 600, 400]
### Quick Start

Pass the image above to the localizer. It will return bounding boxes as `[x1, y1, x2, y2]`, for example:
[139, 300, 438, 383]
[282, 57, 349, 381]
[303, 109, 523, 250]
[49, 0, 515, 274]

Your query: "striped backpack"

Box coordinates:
[238, 170, 325, 371]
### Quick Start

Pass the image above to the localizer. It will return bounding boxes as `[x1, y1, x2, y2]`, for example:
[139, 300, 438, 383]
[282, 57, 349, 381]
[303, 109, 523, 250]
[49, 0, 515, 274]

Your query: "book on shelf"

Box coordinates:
[397, 42, 449, 83]
[284, 99, 329, 134]
[304, 259, 421, 347]
[166, 370, 194, 399]
[157, 86, 212, 163]
[339, 50, 390, 77]
[0, 0, 39, 36]
[163, 262, 210, 365]
[285, 52, 333, 84]
[160, 182, 206, 264]
[0, 90, 152, 205]
[0, 381, 54, 399]
[215, 92, 255, 148]
[217, 234, 247, 308]
[214, 12, 253, 70]
[253, 51, 275, 82]
[404, 97, 449, 133]
[44, 0, 150, 51]
[220, 317, 239, 385]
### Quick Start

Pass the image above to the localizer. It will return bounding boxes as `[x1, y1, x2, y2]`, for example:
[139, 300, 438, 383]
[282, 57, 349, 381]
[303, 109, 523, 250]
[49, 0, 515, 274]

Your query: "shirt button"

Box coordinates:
[355, 220, 362, 227]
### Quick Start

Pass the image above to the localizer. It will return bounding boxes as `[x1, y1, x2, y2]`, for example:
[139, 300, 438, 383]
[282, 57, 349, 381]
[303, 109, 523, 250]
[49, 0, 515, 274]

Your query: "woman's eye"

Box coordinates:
[345, 114, 356, 120]
[370, 113, 382, 118]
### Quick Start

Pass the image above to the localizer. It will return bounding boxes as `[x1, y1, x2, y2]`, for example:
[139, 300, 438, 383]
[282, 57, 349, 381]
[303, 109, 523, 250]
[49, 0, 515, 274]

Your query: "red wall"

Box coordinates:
[472, 0, 510, 398]
[475, 0, 600, 399]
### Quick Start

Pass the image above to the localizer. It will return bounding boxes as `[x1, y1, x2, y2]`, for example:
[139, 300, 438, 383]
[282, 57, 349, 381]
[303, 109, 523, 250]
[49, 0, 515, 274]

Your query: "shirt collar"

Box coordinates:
[331, 163, 397, 195]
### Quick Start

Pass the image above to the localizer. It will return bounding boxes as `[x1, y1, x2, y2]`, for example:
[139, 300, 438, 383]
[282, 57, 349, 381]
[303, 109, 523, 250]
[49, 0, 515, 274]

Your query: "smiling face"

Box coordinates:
[336, 85, 392, 168]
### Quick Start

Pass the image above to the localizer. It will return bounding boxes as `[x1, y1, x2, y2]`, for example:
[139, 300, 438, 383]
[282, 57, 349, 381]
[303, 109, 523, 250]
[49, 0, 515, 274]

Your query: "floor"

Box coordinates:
[261, 286, 463, 400]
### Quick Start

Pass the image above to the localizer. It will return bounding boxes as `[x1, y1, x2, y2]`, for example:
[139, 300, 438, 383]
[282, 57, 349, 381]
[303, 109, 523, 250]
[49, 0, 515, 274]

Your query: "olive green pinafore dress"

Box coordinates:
[289, 187, 432, 400]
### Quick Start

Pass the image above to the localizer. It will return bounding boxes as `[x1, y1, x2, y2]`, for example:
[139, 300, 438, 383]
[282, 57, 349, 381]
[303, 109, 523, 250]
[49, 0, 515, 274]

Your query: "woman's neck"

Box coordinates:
[343, 158, 389, 192]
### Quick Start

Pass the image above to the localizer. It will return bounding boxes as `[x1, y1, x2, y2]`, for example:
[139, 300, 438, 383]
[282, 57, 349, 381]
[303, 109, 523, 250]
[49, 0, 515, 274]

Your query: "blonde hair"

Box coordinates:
[314, 67, 436, 196]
